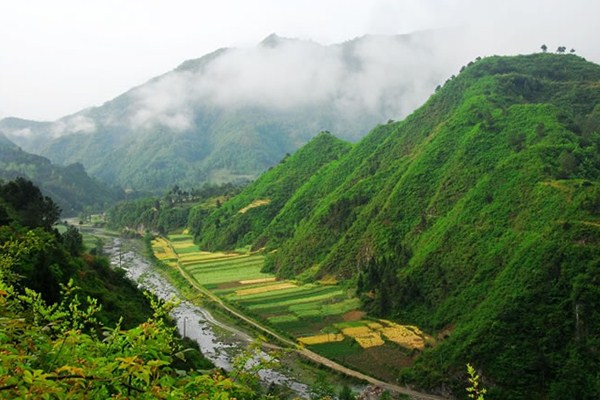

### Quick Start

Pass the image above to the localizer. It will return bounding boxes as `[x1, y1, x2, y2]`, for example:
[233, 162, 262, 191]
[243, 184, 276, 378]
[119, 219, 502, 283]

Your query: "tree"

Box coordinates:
[0, 177, 60, 230]
[62, 224, 83, 256]
[558, 150, 578, 178]
[508, 131, 526, 152]
[0, 204, 10, 226]
[0, 248, 256, 399]
[541, 44, 548, 53]
[557, 46, 567, 54]
[535, 122, 546, 138]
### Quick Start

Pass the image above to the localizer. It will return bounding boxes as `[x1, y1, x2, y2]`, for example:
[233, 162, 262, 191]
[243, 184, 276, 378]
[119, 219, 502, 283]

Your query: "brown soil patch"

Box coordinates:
[216, 281, 243, 290]
[437, 324, 455, 340]
[343, 310, 366, 322]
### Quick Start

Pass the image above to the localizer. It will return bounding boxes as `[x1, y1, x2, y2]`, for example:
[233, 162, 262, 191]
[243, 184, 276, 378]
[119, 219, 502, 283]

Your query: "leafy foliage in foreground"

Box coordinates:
[0, 178, 271, 399]
[194, 53, 600, 399]
[0, 268, 252, 398]
[0, 178, 151, 327]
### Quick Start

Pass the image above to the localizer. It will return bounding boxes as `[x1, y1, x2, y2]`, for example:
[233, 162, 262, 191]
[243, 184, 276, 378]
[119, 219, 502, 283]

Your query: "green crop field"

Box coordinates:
[186, 256, 270, 285]
[158, 234, 370, 347]
[167, 234, 193, 242]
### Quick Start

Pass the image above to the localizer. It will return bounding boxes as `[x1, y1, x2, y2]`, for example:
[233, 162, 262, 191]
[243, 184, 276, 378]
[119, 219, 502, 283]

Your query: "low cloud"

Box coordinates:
[51, 115, 96, 137]
[10, 128, 33, 138]
[129, 73, 194, 131]
[128, 31, 473, 133]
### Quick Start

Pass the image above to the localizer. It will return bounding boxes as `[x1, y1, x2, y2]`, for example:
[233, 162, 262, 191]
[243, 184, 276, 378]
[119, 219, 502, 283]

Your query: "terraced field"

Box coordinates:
[153, 234, 434, 377]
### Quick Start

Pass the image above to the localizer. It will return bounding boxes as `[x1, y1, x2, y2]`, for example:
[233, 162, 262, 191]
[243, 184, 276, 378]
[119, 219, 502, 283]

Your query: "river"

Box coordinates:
[103, 236, 310, 397]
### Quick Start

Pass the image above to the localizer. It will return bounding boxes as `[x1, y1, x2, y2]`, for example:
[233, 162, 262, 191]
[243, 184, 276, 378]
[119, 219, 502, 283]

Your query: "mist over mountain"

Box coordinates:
[0, 31, 474, 191]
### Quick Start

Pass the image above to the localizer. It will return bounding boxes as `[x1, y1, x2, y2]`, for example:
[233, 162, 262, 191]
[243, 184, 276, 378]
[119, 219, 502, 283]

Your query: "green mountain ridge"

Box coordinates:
[193, 53, 600, 399]
[0, 133, 122, 216]
[194, 131, 352, 249]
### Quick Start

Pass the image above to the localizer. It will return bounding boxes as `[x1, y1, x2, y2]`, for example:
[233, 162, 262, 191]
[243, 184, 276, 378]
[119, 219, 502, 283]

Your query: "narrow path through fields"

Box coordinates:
[173, 260, 448, 400]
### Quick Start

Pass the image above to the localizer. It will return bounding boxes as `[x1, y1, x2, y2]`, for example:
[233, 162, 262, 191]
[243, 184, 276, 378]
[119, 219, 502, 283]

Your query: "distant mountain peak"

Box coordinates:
[259, 33, 295, 48]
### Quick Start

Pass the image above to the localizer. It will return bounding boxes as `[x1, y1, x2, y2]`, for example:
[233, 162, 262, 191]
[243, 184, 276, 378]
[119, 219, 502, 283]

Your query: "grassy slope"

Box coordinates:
[194, 132, 352, 250]
[196, 53, 600, 398]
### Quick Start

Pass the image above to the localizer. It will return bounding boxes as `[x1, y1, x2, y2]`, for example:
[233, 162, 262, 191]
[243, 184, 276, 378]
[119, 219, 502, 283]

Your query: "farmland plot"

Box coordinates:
[153, 234, 434, 378]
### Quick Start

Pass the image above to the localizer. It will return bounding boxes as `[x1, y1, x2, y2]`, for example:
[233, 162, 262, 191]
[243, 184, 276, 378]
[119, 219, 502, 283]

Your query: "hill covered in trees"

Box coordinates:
[192, 53, 600, 399]
[0, 134, 122, 216]
[193, 131, 352, 250]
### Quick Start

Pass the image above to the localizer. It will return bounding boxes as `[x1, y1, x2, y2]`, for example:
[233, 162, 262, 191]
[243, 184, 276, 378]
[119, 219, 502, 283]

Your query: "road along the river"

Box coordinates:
[173, 257, 448, 400]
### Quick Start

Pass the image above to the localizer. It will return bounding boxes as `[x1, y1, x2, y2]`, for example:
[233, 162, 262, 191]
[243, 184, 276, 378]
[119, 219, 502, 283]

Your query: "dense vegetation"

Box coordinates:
[0, 177, 157, 327]
[107, 182, 243, 235]
[0, 134, 122, 216]
[193, 131, 352, 250]
[0, 178, 286, 399]
[193, 53, 600, 399]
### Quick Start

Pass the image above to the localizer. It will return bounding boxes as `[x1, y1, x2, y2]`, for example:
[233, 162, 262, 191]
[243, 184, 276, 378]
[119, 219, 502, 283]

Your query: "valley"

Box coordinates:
[149, 233, 445, 399]
[100, 234, 312, 397]
[2, 34, 600, 399]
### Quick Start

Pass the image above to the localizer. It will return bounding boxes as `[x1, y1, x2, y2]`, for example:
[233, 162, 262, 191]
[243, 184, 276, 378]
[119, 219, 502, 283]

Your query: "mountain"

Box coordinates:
[193, 131, 351, 249]
[0, 31, 468, 192]
[0, 133, 122, 216]
[192, 53, 600, 398]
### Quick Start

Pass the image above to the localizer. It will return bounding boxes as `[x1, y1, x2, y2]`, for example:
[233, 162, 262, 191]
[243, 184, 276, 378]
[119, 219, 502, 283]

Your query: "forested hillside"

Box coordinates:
[107, 182, 243, 235]
[0, 134, 122, 215]
[0, 177, 153, 326]
[194, 53, 600, 399]
[193, 131, 352, 250]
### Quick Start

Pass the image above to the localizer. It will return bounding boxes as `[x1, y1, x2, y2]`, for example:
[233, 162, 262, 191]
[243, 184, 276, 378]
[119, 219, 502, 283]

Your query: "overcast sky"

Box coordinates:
[1, 0, 598, 121]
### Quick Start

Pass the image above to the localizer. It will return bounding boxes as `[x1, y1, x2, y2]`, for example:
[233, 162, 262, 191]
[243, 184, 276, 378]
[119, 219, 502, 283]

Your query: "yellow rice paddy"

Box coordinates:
[341, 326, 384, 348]
[238, 277, 277, 285]
[151, 238, 177, 261]
[379, 321, 426, 350]
[172, 241, 196, 249]
[298, 333, 344, 345]
[354, 332, 385, 348]
[300, 319, 432, 350]
[235, 282, 297, 296]
[152, 235, 433, 354]
[341, 326, 372, 337]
